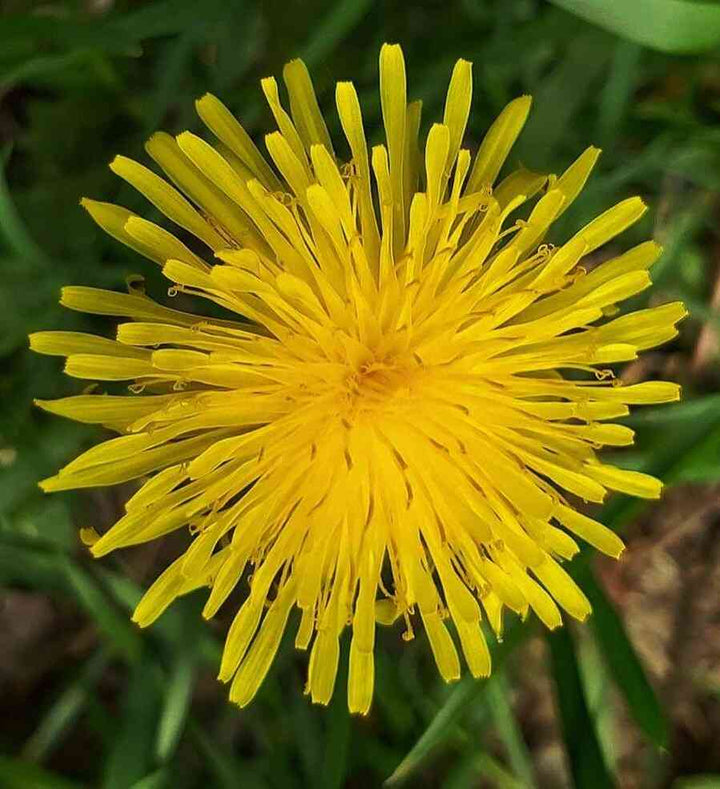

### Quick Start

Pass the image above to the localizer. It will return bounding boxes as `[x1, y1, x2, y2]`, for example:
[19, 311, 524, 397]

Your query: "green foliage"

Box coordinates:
[548, 0, 720, 53]
[386, 621, 528, 785]
[675, 778, 720, 789]
[486, 671, 537, 787]
[548, 624, 617, 788]
[21, 650, 110, 764]
[2, 0, 720, 787]
[582, 569, 669, 749]
[0, 756, 83, 789]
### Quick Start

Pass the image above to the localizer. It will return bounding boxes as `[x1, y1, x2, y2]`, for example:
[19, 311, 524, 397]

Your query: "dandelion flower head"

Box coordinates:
[32, 44, 686, 713]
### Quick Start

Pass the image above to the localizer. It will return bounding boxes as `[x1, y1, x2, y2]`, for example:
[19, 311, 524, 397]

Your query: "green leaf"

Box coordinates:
[0, 145, 48, 267]
[143, 33, 197, 137]
[99, 567, 224, 672]
[652, 194, 714, 289]
[62, 559, 143, 664]
[386, 678, 483, 785]
[547, 626, 616, 788]
[130, 769, 171, 789]
[155, 651, 196, 762]
[446, 753, 527, 789]
[619, 395, 720, 488]
[0, 542, 67, 590]
[596, 40, 642, 147]
[22, 649, 110, 762]
[486, 671, 537, 787]
[517, 32, 612, 166]
[473, 754, 528, 789]
[580, 568, 669, 748]
[547, 0, 720, 53]
[106, 0, 223, 42]
[386, 620, 528, 785]
[299, 0, 373, 67]
[0, 756, 83, 789]
[443, 751, 517, 789]
[674, 777, 720, 789]
[322, 646, 351, 789]
[624, 395, 720, 427]
[188, 719, 266, 789]
[601, 394, 720, 532]
[667, 422, 720, 484]
[0, 51, 100, 91]
[102, 657, 161, 789]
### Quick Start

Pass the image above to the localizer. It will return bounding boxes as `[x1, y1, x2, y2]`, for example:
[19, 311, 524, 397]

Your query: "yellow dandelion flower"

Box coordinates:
[32, 44, 685, 714]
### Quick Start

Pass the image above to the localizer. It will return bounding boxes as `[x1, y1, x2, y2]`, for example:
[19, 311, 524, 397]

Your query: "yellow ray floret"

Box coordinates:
[33, 43, 686, 715]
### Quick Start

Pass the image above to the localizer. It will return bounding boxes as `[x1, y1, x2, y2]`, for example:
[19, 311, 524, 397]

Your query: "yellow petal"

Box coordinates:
[467, 95, 532, 191]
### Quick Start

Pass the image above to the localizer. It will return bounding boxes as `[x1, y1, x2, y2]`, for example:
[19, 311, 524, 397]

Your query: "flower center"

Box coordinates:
[342, 357, 418, 416]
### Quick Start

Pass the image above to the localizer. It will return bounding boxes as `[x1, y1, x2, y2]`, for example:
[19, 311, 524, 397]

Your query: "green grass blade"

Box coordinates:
[596, 40, 642, 147]
[386, 677, 485, 785]
[0, 51, 94, 90]
[130, 768, 171, 789]
[0, 146, 48, 267]
[548, 0, 720, 53]
[624, 395, 720, 427]
[0, 542, 67, 590]
[601, 396, 720, 532]
[106, 0, 219, 42]
[22, 649, 110, 763]
[0, 756, 83, 789]
[486, 671, 537, 787]
[188, 719, 266, 789]
[102, 657, 161, 789]
[446, 752, 527, 789]
[155, 651, 196, 762]
[667, 421, 720, 484]
[299, 0, 373, 67]
[474, 754, 528, 789]
[653, 195, 713, 289]
[62, 559, 142, 664]
[674, 777, 720, 789]
[386, 620, 528, 785]
[547, 626, 616, 788]
[322, 649, 351, 789]
[517, 32, 611, 166]
[581, 568, 668, 749]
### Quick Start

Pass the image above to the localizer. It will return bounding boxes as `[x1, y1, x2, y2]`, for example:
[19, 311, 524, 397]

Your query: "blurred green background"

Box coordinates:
[3, 0, 720, 786]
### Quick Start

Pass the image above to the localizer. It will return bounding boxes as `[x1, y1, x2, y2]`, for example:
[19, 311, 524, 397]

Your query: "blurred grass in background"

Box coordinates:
[2, 0, 720, 786]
